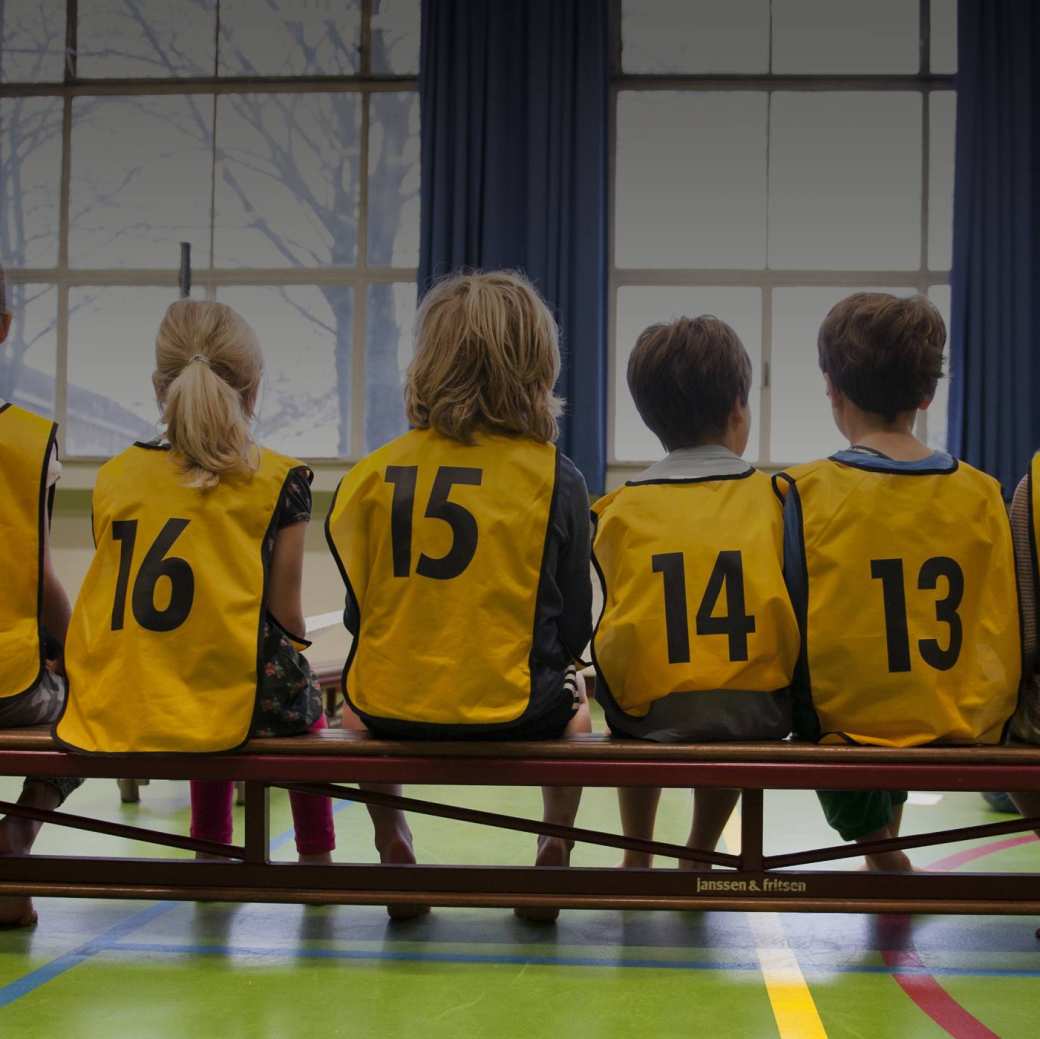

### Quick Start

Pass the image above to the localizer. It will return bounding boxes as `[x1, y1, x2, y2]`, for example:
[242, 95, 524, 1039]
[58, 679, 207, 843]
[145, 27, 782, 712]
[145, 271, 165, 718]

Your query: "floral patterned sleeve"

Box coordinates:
[276, 466, 313, 529]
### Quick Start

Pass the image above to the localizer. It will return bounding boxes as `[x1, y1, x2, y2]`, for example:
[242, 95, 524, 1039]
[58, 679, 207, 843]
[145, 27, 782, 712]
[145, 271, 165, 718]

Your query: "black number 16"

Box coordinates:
[111, 518, 195, 633]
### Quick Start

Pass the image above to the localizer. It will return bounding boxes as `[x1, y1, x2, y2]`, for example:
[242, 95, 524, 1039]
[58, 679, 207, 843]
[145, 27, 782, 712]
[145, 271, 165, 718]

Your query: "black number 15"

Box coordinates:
[385, 466, 483, 580]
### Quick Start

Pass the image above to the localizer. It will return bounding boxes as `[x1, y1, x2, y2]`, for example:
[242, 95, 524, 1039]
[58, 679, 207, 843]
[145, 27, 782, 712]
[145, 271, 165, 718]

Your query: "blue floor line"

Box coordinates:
[0, 796, 352, 1010]
[99, 938, 1040, 980]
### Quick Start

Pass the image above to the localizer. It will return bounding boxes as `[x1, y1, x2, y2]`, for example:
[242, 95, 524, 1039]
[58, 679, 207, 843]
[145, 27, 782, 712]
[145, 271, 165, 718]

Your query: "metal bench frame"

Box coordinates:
[2, 728, 1039, 916]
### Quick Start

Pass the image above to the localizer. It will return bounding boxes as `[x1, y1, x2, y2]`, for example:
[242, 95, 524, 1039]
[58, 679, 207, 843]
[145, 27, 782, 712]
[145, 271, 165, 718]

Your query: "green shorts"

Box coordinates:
[816, 789, 909, 841]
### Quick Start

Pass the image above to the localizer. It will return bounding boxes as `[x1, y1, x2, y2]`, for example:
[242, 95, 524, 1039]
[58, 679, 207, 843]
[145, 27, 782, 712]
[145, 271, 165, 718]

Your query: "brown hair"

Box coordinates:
[817, 293, 945, 422]
[405, 271, 563, 443]
[153, 300, 263, 489]
[627, 315, 752, 452]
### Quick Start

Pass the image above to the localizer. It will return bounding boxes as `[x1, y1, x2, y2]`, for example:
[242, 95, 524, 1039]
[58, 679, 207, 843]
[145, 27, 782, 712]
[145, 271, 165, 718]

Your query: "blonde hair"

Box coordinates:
[405, 271, 564, 443]
[153, 300, 262, 489]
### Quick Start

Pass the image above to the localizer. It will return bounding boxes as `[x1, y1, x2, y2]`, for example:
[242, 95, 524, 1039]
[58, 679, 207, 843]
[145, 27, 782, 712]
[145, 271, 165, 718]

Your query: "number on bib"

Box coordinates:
[652, 550, 757, 664]
[870, 556, 965, 673]
[385, 465, 483, 580]
[110, 518, 195, 633]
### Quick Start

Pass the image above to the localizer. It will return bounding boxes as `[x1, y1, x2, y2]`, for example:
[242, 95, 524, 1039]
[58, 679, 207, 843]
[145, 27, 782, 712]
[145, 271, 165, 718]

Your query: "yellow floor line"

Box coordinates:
[722, 814, 828, 1039]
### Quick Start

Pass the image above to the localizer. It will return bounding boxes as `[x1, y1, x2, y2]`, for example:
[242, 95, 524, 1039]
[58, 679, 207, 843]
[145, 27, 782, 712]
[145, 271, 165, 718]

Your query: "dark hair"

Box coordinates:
[626, 316, 752, 452]
[817, 293, 945, 422]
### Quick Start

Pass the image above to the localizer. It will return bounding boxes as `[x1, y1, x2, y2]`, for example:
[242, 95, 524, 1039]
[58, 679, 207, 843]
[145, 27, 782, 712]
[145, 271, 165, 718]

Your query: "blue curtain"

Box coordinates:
[949, 0, 1040, 494]
[418, 0, 610, 493]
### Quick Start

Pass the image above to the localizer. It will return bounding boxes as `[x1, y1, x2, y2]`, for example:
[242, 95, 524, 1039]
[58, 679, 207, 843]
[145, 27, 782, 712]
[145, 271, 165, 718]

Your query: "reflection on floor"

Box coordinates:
[1, 774, 1037, 1038]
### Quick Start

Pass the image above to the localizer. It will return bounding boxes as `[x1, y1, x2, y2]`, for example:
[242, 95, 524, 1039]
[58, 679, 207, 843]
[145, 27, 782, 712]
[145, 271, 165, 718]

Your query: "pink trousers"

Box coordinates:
[189, 715, 336, 856]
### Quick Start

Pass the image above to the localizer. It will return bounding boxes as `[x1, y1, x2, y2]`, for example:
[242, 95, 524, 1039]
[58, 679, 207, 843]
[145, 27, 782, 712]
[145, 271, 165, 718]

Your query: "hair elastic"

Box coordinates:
[188, 354, 211, 367]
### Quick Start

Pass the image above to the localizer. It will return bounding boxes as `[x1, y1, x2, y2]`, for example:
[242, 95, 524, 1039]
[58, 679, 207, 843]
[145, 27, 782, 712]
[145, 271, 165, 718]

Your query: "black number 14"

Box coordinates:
[652, 550, 756, 664]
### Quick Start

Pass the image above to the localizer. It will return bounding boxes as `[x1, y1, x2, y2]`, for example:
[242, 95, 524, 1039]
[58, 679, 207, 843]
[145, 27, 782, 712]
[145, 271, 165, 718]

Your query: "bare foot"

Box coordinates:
[863, 851, 914, 872]
[378, 830, 429, 921]
[0, 821, 37, 928]
[515, 837, 572, 923]
[618, 851, 653, 870]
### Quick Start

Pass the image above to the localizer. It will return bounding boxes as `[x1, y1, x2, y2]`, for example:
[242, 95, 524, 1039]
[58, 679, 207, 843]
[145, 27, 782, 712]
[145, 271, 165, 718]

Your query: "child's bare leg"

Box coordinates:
[0, 780, 62, 927]
[861, 805, 912, 872]
[682, 788, 741, 871]
[340, 702, 425, 919]
[1010, 791, 1040, 837]
[517, 676, 591, 922]
[617, 787, 662, 869]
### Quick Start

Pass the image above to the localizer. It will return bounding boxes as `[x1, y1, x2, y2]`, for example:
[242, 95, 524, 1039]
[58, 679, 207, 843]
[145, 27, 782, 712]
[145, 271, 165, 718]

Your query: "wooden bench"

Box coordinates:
[2, 727, 1040, 917]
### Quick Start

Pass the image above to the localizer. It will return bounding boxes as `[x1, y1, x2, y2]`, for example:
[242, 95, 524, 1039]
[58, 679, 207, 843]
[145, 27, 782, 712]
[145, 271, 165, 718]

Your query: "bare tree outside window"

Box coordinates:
[0, 0, 420, 461]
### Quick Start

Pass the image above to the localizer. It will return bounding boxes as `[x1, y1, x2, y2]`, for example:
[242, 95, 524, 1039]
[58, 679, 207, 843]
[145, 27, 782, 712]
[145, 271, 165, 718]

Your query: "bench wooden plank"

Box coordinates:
[4, 726, 1040, 764]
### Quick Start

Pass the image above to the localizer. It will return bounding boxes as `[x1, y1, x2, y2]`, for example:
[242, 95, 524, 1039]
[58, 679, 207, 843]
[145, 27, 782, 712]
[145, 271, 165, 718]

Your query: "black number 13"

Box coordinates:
[870, 556, 964, 672]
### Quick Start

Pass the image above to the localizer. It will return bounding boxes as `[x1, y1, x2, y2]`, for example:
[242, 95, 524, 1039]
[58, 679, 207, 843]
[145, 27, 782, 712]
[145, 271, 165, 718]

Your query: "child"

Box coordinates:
[326, 271, 592, 920]
[593, 316, 798, 867]
[55, 300, 334, 865]
[776, 292, 1020, 870]
[1006, 462, 1040, 825]
[0, 263, 82, 927]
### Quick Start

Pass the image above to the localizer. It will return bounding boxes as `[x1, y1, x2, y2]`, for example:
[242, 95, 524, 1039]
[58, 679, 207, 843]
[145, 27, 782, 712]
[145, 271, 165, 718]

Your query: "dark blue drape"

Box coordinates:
[418, 0, 610, 493]
[949, 0, 1040, 494]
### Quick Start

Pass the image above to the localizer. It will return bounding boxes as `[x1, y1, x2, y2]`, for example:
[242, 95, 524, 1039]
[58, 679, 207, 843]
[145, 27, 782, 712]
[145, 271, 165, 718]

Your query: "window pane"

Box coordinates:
[214, 93, 360, 268]
[621, 0, 769, 74]
[368, 92, 420, 267]
[769, 93, 922, 270]
[926, 284, 951, 451]
[1, 97, 63, 267]
[0, 284, 57, 418]
[365, 283, 416, 451]
[929, 92, 955, 272]
[614, 286, 762, 463]
[616, 92, 767, 269]
[219, 0, 360, 76]
[219, 285, 351, 458]
[931, 0, 957, 74]
[66, 286, 176, 456]
[770, 286, 913, 464]
[772, 0, 919, 74]
[0, 0, 65, 83]
[69, 96, 213, 268]
[77, 0, 216, 78]
[372, 0, 420, 75]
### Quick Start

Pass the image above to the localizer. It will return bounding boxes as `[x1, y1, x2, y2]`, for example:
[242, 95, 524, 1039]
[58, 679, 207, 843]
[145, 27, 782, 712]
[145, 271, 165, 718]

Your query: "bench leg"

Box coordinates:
[234, 781, 246, 807]
[244, 782, 270, 865]
[117, 779, 150, 804]
[740, 789, 764, 872]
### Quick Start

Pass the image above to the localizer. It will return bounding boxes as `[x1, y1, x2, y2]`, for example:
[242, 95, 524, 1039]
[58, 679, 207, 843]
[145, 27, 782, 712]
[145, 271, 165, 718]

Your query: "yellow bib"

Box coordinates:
[592, 471, 798, 717]
[780, 456, 1020, 746]
[326, 428, 557, 725]
[0, 404, 57, 699]
[57, 443, 301, 753]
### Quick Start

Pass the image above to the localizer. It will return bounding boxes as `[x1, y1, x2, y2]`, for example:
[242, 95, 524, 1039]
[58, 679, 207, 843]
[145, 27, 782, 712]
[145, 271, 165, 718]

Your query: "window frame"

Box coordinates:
[0, 0, 419, 465]
[607, 0, 956, 473]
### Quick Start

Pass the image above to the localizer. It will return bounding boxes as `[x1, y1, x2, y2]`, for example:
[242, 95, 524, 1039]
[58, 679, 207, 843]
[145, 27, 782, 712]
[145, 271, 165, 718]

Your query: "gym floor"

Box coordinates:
[1, 737, 1038, 1039]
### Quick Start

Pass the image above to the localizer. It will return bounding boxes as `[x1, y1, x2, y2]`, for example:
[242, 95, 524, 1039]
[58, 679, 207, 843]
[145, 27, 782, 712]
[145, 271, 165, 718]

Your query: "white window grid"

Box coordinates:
[0, 0, 418, 462]
[607, 0, 956, 470]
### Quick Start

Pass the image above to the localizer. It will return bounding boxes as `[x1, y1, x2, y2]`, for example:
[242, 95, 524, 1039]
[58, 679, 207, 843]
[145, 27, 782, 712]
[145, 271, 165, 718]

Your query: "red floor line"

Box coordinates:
[881, 948, 1001, 1039]
[877, 833, 1039, 1038]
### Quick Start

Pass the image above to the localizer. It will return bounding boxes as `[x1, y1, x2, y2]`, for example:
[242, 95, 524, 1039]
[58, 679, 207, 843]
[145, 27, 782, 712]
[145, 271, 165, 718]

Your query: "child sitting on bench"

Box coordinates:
[56, 300, 334, 865]
[0, 263, 82, 928]
[593, 316, 798, 867]
[326, 271, 593, 920]
[775, 292, 1020, 870]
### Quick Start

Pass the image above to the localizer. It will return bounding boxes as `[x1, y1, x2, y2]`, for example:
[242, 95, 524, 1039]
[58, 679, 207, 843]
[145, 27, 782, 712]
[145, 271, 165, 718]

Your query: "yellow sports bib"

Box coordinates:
[592, 470, 798, 717]
[57, 443, 302, 753]
[326, 428, 557, 725]
[779, 456, 1020, 746]
[0, 403, 57, 699]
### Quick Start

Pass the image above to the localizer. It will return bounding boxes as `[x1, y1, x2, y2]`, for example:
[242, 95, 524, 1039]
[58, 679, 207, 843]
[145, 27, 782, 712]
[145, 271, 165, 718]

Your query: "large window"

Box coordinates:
[0, 0, 420, 460]
[612, 0, 957, 467]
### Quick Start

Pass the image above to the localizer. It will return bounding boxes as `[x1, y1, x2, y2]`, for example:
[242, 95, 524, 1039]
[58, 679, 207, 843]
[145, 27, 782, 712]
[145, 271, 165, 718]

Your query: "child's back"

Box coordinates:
[594, 466, 797, 741]
[328, 423, 577, 731]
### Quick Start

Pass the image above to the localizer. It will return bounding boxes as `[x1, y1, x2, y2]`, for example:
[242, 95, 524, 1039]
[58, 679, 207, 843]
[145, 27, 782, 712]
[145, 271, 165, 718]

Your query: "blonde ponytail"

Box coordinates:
[153, 300, 263, 490]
